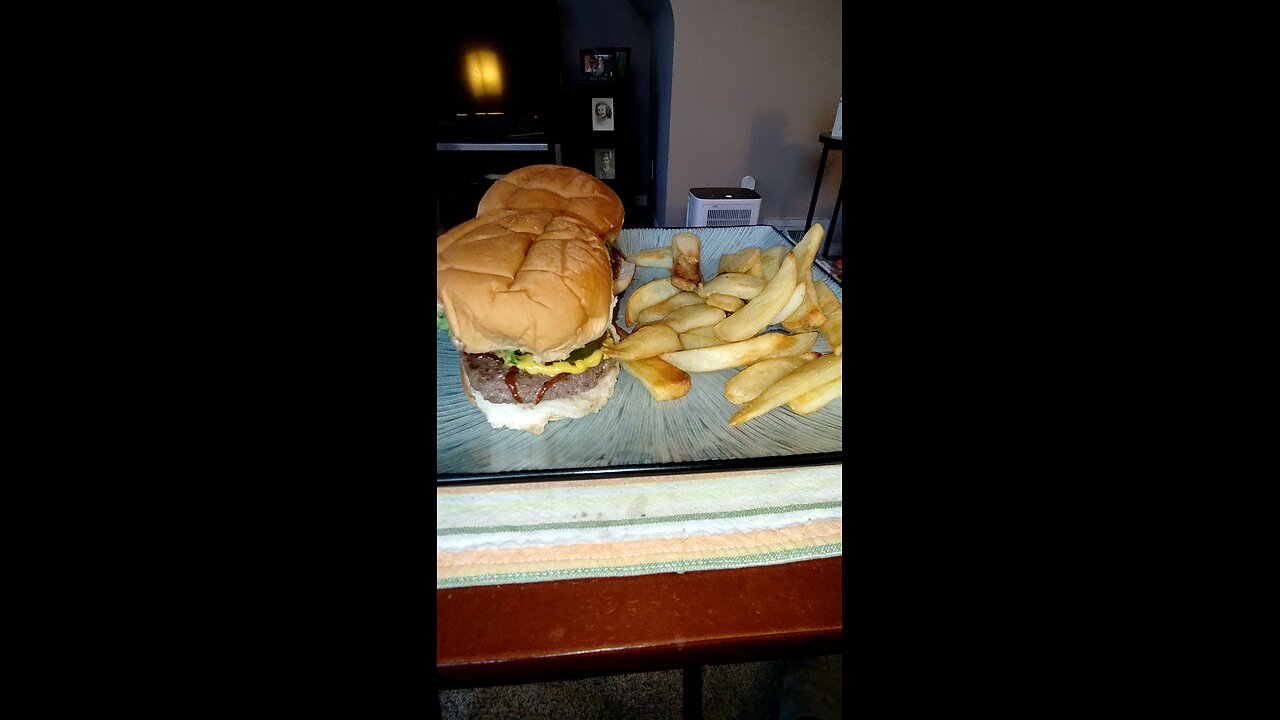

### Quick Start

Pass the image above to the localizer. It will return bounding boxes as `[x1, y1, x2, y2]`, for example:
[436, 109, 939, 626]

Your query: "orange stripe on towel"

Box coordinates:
[436, 518, 843, 571]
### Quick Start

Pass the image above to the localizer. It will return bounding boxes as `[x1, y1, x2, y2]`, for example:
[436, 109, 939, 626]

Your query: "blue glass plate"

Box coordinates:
[437, 225, 843, 484]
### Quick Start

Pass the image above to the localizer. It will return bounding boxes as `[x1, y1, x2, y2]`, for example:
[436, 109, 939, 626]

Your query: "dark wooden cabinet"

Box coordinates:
[435, 75, 649, 233]
[566, 78, 645, 225]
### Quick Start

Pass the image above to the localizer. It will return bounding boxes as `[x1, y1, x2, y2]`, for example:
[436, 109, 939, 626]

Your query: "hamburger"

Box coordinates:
[436, 165, 635, 434]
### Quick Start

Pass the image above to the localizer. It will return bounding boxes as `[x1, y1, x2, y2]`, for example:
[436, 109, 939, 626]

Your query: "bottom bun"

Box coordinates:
[468, 363, 619, 435]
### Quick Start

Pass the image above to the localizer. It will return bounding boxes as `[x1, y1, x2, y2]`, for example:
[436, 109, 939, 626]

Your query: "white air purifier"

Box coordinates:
[686, 187, 761, 227]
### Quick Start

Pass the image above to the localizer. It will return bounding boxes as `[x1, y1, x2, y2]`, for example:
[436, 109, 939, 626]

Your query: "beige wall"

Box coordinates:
[666, 0, 842, 230]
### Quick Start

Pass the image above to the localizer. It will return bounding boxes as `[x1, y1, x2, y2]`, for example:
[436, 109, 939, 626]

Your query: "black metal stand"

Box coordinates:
[804, 132, 844, 260]
[683, 665, 703, 720]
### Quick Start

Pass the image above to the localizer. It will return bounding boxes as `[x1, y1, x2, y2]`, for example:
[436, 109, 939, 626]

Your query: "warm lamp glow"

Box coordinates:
[464, 48, 503, 98]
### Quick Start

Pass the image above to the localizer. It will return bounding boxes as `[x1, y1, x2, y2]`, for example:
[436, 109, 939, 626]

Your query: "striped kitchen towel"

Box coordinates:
[437, 464, 842, 589]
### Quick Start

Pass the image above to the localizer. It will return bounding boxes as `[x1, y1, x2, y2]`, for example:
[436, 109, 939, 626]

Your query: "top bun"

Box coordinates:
[438, 165, 624, 362]
[477, 165, 625, 244]
[438, 167, 624, 362]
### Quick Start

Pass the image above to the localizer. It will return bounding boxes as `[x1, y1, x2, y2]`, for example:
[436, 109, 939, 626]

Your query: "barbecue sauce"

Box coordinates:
[534, 373, 570, 405]
[609, 245, 629, 278]
[503, 367, 523, 403]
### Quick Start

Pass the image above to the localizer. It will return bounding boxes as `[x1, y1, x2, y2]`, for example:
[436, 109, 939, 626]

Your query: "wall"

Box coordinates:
[665, 0, 842, 235]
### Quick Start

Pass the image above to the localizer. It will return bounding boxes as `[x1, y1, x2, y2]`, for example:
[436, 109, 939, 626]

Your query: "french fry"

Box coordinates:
[822, 307, 843, 355]
[632, 246, 674, 268]
[812, 282, 842, 353]
[625, 277, 680, 325]
[695, 273, 764, 300]
[717, 248, 763, 278]
[788, 377, 842, 415]
[660, 331, 816, 373]
[612, 259, 636, 295]
[724, 352, 821, 405]
[636, 291, 704, 324]
[781, 225, 828, 332]
[621, 356, 691, 401]
[792, 224, 825, 285]
[682, 324, 720, 338]
[605, 324, 682, 360]
[781, 282, 827, 332]
[761, 246, 786, 281]
[679, 331, 729, 350]
[730, 354, 842, 426]
[759, 331, 819, 360]
[714, 252, 797, 342]
[704, 293, 745, 313]
[657, 303, 726, 333]
[671, 232, 702, 291]
[814, 282, 841, 316]
[769, 285, 806, 325]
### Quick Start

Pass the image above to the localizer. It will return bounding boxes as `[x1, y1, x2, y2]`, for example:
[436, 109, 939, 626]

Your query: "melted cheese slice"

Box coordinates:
[510, 338, 612, 376]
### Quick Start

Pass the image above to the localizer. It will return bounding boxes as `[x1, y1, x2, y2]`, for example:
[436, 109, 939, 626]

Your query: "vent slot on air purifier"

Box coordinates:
[706, 208, 755, 226]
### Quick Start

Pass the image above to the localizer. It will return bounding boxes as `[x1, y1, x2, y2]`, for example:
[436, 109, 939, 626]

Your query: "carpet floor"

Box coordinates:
[440, 653, 841, 720]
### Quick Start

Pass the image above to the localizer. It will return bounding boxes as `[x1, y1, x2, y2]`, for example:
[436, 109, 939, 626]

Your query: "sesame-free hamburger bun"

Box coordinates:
[477, 164, 624, 244]
[437, 208, 617, 363]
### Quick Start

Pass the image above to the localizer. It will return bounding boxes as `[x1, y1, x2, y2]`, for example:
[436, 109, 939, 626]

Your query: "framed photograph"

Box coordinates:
[580, 49, 616, 81]
[591, 97, 615, 132]
[579, 48, 629, 81]
[594, 149, 616, 180]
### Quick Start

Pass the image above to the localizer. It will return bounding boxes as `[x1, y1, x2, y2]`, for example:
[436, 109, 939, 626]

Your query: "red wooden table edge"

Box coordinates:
[437, 627, 842, 688]
[437, 556, 843, 688]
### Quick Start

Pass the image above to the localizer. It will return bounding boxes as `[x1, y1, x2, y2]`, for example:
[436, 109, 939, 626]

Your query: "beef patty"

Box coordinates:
[462, 352, 618, 405]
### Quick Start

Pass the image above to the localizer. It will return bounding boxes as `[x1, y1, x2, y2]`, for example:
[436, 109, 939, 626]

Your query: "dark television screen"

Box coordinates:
[433, 2, 564, 143]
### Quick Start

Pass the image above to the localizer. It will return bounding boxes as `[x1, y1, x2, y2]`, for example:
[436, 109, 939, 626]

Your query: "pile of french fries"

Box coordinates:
[608, 225, 843, 427]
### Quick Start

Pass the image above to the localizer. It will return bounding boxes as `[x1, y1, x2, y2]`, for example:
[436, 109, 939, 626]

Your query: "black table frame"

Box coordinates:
[805, 132, 844, 260]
